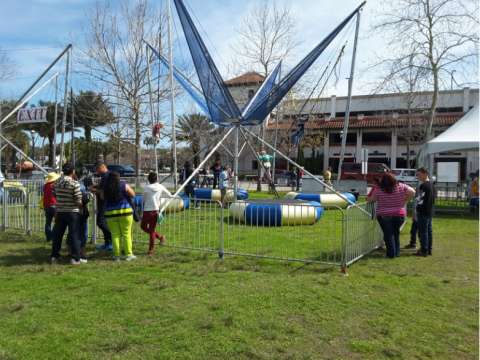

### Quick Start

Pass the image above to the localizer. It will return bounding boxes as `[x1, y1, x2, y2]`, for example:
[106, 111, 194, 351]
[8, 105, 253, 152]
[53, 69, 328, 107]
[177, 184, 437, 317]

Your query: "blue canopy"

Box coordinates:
[146, 42, 210, 116]
[173, 0, 365, 127]
[174, 0, 241, 125]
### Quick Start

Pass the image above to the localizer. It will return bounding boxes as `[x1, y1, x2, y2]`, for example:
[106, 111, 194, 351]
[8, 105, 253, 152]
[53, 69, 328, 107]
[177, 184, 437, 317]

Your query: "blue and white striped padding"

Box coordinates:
[134, 194, 190, 213]
[285, 192, 356, 208]
[193, 188, 249, 202]
[230, 201, 324, 226]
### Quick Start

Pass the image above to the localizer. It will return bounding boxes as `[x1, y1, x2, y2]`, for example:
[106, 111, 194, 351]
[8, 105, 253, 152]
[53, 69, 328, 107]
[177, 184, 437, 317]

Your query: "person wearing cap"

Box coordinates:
[51, 163, 83, 265]
[43, 172, 59, 242]
[89, 160, 113, 251]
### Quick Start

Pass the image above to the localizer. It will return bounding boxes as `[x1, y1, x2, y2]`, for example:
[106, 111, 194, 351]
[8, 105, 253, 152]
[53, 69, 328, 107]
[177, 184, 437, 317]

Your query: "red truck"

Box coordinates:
[340, 162, 390, 184]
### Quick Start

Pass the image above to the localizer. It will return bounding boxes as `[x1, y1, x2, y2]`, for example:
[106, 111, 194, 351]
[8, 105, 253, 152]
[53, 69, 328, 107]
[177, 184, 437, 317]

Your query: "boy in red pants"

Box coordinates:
[141, 172, 170, 255]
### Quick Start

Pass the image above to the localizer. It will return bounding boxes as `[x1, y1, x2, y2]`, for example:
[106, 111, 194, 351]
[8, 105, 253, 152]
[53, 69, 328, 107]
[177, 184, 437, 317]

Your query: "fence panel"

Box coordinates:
[222, 198, 344, 264]
[342, 202, 383, 267]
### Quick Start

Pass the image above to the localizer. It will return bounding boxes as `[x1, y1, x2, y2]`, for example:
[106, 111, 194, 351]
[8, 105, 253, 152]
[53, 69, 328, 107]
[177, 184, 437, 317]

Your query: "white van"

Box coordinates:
[392, 169, 417, 183]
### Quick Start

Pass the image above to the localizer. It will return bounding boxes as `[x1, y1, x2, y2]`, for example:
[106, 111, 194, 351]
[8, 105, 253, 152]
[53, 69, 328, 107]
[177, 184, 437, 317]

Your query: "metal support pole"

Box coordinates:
[25, 190, 31, 235]
[243, 127, 370, 216]
[60, 48, 71, 168]
[146, 45, 159, 174]
[53, 76, 58, 170]
[218, 205, 224, 259]
[2, 188, 7, 231]
[0, 106, 2, 173]
[70, 87, 76, 168]
[159, 127, 234, 215]
[233, 125, 239, 196]
[239, 128, 279, 198]
[167, 0, 178, 190]
[0, 133, 48, 174]
[336, 11, 361, 186]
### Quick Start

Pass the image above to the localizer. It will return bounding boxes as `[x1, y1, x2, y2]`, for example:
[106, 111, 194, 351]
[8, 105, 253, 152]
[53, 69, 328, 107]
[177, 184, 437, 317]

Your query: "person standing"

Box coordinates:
[367, 172, 415, 258]
[103, 171, 136, 261]
[182, 161, 199, 209]
[219, 166, 229, 207]
[323, 166, 332, 186]
[50, 163, 83, 265]
[415, 167, 435, 257]
[211, 159, 221, 189]
[141, 172, 170, 255]
[43, 172, 59, 242]
[90, 161, 112, 251]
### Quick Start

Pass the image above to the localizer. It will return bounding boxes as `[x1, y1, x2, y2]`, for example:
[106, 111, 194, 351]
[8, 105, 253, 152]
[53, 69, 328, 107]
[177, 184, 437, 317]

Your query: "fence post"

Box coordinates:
[340, 206, 348, 274]
[1, 188, 6, 231]
[91, 194, 97, 245]
[25, 190, 31, 235]
[218, 203, 224, 260]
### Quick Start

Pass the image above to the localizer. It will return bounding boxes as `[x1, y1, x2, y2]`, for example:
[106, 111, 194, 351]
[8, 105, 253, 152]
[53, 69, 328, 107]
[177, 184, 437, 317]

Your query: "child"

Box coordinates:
[43, 172, 59, 242]
[219, 167, 229, 207]
[141, 172, 170, 255]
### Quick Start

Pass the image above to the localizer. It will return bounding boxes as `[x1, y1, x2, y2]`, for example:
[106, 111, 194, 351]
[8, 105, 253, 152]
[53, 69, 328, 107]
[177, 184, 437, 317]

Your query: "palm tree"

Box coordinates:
[176, 113, 215, 167]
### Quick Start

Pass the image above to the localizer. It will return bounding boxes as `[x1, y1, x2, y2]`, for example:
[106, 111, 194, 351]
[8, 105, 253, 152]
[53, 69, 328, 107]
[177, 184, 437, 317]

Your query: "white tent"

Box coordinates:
[425, 105, 479, 154]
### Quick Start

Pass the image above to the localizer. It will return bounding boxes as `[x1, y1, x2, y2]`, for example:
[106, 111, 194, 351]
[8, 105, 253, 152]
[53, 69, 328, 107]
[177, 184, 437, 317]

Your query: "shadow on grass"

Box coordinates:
[0, 245, 49, 267]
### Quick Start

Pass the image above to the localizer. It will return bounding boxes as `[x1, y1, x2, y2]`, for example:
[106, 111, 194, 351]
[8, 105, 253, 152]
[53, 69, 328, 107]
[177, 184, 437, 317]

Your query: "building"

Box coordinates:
[224, 72, 478, 180]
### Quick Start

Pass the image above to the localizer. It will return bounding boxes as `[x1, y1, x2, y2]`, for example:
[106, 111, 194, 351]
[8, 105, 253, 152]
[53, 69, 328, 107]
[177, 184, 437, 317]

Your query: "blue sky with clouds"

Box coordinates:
[0, 0, 386, 100]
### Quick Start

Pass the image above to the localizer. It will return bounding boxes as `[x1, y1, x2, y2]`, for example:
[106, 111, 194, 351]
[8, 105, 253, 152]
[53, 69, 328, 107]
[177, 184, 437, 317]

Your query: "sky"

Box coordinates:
[0, 0, 476, 146]
[0, 0, 388, 100]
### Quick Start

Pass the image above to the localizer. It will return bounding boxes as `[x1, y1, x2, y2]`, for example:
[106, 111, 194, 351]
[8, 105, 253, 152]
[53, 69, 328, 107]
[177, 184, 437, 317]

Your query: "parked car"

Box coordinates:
[107, 164, 136, 177]
[392, 168, 417, 183]
[340, 162, 390, 184]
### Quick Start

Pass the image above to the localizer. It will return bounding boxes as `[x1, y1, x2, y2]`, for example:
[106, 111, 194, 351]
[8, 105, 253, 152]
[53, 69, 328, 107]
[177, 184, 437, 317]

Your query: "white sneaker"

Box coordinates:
[70, 259, 81, 265]
[79, 258, 88, 264]
[112, 256, 121, 262]
[125, 255, 137, 261]
[50, 257, 59, 264]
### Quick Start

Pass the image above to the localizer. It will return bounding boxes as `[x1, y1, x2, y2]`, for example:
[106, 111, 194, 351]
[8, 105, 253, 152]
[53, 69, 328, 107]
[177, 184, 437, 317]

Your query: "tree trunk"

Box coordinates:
[134, 111, 141, 177]
[427, 66, 439, 140]
[192, 142, 200, 168]
[83, 125, 93, 163]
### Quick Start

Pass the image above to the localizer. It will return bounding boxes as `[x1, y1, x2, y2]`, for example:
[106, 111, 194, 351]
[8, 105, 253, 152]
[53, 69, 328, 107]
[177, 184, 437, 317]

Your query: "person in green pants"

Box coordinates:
[103, 171, 137, 261]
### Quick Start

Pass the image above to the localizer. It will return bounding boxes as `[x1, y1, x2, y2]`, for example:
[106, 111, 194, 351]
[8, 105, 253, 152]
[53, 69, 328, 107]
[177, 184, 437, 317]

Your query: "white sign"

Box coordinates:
[17, 107, 48, 124]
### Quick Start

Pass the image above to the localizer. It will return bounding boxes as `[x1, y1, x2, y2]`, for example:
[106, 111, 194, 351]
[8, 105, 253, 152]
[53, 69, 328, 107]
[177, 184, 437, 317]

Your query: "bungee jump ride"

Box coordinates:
[285, 192, 357, 209]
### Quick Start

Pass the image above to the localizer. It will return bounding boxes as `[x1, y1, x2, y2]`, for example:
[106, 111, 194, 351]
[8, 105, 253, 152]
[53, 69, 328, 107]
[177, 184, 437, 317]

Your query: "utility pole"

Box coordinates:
[70, 88, 75, 168]
[53, 76, 58, 170]
[60, 47, 71, 168]
[167, 0, 178, 190]
[336, 11, 362, 186]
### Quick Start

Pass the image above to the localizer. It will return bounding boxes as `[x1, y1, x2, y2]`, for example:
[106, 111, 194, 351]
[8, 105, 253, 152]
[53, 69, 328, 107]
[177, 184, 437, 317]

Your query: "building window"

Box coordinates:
[248, 89, 255, 99]
[252, 160, 258, 170]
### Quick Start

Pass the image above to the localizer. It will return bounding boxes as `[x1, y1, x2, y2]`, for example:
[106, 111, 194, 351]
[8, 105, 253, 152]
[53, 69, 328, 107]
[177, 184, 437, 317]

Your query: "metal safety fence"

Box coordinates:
[1, 180, 383, 269]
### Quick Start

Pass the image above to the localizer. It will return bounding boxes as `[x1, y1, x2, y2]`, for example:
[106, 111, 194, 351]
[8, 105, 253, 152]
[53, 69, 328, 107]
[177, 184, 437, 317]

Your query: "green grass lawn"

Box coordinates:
[0, 212, 478, 359]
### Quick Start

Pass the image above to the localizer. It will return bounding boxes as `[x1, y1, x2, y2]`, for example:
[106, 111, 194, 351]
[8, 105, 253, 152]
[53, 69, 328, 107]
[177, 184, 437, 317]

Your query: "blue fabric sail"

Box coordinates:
[241, 61, 282, 125]
[174, 0, 241, 125]
[146, 42, 210, 116]
[242, 3, 364, 125]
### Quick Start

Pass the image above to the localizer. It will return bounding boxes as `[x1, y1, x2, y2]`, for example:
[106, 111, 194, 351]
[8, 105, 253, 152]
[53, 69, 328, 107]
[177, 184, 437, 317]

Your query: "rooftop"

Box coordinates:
[225, 72, 265, 87]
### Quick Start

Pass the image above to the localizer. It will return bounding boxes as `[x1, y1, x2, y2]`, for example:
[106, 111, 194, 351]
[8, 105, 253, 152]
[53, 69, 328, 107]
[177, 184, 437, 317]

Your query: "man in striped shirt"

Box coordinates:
[51, 163, 84, 265]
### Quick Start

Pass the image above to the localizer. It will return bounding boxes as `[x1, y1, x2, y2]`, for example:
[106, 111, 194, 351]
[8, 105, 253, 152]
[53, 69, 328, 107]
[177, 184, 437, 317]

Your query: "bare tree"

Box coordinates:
[232, 1, 298, 77]
[0, 48, 16, 82]
[372, 0, 479, 139]
[80, 0, 169, 175]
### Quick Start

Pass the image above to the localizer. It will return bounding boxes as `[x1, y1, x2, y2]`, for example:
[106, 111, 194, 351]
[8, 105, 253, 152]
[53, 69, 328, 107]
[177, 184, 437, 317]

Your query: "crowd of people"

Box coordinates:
[44, 161, 172, 265]
[43, 157, 439, 265]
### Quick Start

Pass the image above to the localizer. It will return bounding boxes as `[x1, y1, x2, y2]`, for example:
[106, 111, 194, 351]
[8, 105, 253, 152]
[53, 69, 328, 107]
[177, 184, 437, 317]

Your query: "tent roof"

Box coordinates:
[425, 105, 479, 154]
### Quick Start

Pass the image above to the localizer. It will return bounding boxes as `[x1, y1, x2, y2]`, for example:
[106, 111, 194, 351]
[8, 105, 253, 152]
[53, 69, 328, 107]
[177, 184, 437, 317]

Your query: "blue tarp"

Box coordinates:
[172, 0, 364, 127]
[146, 42, 210, 116]
[174, 0, 241, 125]
[241, 61, 282, 124]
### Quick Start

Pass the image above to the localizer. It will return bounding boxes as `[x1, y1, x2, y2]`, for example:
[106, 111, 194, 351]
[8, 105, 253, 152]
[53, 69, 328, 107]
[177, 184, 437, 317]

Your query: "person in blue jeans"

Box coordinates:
[415, 167, 435, 257]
